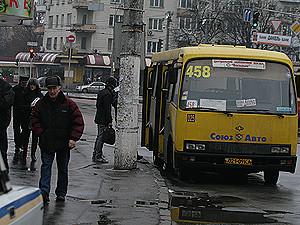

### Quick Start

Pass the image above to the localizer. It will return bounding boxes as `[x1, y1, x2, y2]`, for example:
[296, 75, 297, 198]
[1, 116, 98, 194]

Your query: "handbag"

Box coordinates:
[102, 126, 115, 145]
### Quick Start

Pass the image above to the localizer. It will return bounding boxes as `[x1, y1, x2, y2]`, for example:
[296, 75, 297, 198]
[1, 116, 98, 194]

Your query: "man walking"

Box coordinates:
[92, 77, 117, 163]
[31, 75, 84, 203]
[0, 78, 15, 172]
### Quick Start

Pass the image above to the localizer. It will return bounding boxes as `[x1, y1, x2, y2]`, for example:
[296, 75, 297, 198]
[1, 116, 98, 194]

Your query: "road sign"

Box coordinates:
[291, 21, 300, 35]
[252, 33, 292, 47]
[270, 20, 282, 32]
[243, 8, 252, 22]
[27, 42, 38, 47]
[67, 35, 76, 43]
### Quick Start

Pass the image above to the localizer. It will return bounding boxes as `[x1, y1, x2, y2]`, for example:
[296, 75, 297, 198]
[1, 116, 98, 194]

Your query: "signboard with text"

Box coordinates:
[253, 33, 292, 47]
[0, 0, 34, 19]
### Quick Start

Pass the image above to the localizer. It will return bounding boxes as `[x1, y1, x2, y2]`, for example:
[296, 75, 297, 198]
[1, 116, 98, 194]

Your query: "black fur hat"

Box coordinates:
[45, 75, 62, 87]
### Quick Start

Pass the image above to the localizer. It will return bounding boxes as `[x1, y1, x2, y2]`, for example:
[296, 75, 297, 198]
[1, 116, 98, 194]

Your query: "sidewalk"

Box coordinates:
[7, 94, 172, 225]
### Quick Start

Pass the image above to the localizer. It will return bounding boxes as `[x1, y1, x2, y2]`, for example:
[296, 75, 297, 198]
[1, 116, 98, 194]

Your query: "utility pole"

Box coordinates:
[165, 11, 173, 51]
[114, 0, 144, 170]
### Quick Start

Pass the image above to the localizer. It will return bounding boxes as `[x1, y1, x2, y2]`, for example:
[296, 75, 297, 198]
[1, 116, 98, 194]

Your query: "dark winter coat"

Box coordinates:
[94, 87, 114, 125]
[12, 84, 25, 115]
[20, 86, 43, 125]
[0, 79, 14, 130]
[31, 91, 84, 152]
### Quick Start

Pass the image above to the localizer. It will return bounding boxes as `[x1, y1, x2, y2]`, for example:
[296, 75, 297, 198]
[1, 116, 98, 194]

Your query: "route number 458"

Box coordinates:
[185, 66, 211, 78]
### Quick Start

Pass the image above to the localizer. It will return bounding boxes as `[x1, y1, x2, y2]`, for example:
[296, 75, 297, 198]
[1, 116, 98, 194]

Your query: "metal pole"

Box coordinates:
[67, 47, 72, 96]
[114, 0, 144, 170]
[29, 58, 33, 78]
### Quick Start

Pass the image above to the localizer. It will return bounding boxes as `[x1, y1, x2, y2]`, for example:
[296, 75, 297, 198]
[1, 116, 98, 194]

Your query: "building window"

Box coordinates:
[147, 41, 162, 53]
[82, 15, 87, 25]
[81, 37, 87, 49]
[53, 37, 57, 50]
[178, 0, 193, 9]
[178, 17, 193, 29]
[109, 15, 123, 27]
[48, 16, 53, 28]
[149, 18, 163, 30]
[150, 0, 164, 7]
[67, 13, 72, 25]
[110, 0, 123, 3]
[46, 38, 52, 50]
[61, 14, 64, 27]
[56, 15, 59, 27]
[108, 38, 113, 51]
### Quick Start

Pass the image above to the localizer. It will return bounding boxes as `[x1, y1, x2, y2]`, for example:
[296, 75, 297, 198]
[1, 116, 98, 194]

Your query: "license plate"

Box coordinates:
[224, 158, 252, 165]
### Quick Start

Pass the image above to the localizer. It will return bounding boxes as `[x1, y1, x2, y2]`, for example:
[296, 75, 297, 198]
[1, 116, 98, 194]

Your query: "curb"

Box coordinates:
[151, 165, 172, 224]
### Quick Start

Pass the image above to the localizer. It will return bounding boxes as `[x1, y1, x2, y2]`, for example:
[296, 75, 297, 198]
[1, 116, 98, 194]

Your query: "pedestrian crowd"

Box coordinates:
[0, 74, 134, 204]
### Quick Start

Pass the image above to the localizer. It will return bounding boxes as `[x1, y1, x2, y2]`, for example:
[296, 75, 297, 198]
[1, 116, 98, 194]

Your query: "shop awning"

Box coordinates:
[86, 55, 111, 68]
[15, 52, 60, 65]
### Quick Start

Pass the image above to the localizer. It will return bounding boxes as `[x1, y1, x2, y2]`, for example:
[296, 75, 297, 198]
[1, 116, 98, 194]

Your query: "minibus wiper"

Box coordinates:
[237, 109, 270, 112]
[199, 107, 218, 111]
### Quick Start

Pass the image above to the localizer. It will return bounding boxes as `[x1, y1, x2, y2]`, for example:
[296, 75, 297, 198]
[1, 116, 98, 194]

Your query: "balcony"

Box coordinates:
[68, 24, 96, 33]
[34, 26, 45, 34]
[72, 0, 88, 8]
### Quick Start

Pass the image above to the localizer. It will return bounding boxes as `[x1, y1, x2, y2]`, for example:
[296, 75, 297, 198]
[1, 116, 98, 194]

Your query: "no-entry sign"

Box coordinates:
[67, 35, 76, 43]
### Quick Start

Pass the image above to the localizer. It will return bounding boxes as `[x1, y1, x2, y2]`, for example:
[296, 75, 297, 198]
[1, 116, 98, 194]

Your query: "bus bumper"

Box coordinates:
[174, 151, 297, 173]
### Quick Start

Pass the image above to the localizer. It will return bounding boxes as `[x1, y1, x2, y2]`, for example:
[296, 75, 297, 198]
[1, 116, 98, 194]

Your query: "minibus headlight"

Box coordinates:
[195, 144, 205, 150]
[271, 146, 290, 154]
[186, 143, 205, 151]
[186, 143, 196, 150]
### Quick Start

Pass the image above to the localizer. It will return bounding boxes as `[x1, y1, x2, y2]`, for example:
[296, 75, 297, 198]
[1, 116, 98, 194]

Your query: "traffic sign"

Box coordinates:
[291, 21, 300, 35]
[27, 41, 38, 47]
[270, 20, 282, 32]
[243, 8, 252, 22]
[67, 35, 76, 43]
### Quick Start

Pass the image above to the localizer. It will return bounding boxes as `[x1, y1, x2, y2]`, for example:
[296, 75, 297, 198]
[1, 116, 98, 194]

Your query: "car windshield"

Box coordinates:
[179, 59, 297, 115]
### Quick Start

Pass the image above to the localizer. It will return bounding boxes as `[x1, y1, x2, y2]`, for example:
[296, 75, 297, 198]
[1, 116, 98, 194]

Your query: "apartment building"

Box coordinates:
[41, 0, 176, 56]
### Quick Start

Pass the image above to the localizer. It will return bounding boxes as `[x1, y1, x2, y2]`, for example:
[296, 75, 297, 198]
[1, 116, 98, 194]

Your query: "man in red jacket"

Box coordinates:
[31, 75, 84, 203]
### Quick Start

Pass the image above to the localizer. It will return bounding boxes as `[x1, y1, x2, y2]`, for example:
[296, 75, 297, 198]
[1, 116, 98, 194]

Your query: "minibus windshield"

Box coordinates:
[179, 59, 297, 114]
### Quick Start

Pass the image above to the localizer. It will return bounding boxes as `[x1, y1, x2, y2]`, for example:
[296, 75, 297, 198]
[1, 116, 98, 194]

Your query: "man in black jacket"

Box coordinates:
[92, 77, 117, 163]
[31, 75, 84, 203]
[12, 75, 29, 163]
[0, 78, 15, 171]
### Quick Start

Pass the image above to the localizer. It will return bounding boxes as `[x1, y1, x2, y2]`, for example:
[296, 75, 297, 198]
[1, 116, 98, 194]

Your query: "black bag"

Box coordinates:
[102, 126, 116, 145]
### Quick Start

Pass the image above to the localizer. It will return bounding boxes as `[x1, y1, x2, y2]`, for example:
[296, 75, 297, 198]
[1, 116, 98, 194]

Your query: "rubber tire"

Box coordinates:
[178, 167, 191, 181]
[82, 88, 88, 93]
[264, 170, 279, 185]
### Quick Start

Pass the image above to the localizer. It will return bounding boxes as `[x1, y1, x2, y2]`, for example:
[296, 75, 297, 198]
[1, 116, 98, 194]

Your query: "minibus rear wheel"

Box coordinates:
[264, 170, 279, 185]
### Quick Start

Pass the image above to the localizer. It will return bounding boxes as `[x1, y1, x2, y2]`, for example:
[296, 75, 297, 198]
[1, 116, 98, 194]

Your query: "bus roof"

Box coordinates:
[151, 45, 292, 67]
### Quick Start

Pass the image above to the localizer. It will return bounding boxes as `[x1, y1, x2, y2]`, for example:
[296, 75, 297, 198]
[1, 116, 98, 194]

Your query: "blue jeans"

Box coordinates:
[39, 149, 70, 197]
[92, 124, 106, 160]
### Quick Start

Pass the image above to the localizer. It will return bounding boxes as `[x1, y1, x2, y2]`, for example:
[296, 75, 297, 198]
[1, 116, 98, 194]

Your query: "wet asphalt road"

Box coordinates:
[6, 95, 300, 225]
[7, 97, 160, 225]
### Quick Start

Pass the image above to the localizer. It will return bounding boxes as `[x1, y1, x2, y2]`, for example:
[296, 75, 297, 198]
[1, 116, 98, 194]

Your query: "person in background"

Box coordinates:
[0, 78, 15, 172]
[31, 75, 84, 203]
[12, 75, 29, 164]
[92, 77, 117, 163]
[19, 78, 43, 170]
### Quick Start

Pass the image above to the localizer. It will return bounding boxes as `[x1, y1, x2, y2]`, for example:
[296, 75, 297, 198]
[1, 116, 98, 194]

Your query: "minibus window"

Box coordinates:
[179, 59, 296, 114]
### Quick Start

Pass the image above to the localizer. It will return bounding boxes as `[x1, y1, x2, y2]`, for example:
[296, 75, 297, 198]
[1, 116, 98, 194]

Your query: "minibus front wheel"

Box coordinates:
[264, 170, 279, 185]
[178, 167, 191, 181]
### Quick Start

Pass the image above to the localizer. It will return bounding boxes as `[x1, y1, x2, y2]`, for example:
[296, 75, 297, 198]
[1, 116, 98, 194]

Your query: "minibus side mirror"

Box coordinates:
[169, 68, 177, 84]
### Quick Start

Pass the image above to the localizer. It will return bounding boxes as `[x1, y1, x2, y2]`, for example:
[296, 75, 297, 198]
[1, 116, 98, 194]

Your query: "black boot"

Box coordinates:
[31, 147, 37, 162]
[12, 148, 20, 164]
[30, 160, 36, 171]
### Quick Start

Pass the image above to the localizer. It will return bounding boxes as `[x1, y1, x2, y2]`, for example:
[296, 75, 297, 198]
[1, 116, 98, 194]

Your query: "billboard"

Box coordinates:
[0, 0, 34, 19]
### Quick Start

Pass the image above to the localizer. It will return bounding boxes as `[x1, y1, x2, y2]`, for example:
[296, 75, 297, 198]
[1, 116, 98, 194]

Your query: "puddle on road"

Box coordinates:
[170, 191, 277, 224]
